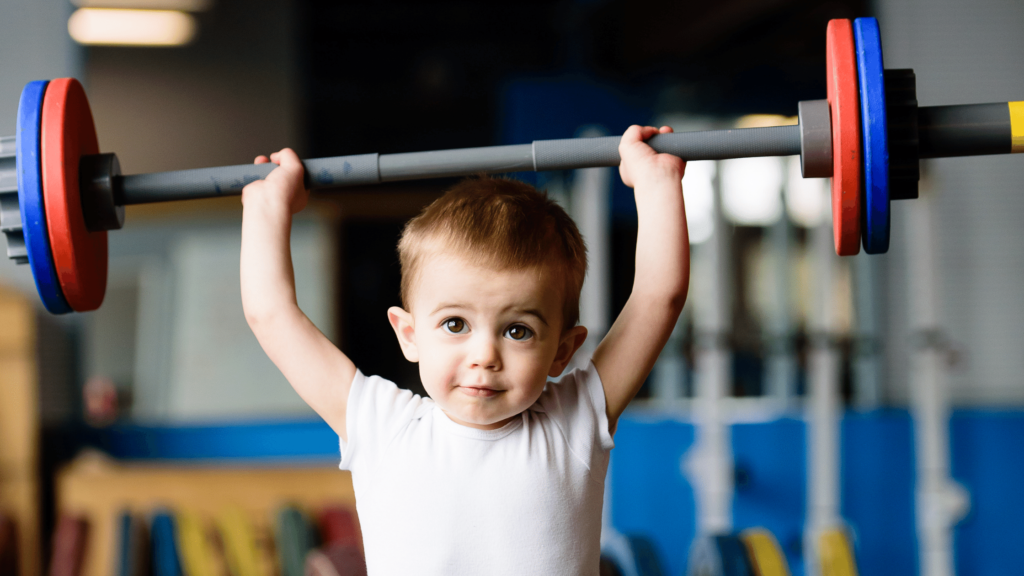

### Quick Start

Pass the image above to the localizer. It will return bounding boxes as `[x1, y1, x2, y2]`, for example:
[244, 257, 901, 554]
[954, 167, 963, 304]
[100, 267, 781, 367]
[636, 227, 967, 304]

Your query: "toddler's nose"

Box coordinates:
[468, 335, 501, 370]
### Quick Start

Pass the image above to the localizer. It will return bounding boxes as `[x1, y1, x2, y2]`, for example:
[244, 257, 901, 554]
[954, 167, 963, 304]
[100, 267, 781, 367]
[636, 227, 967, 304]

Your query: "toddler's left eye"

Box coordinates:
[505, 325, 534, 341]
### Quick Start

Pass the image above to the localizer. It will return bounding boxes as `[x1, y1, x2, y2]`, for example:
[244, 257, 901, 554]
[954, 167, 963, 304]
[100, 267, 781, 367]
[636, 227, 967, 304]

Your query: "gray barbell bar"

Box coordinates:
[116, 124, 803, 206]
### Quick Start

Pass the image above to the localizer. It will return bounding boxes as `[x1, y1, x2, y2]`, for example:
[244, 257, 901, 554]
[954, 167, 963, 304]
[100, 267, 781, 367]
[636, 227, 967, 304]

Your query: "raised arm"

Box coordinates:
[591, 126, 690, 429]
[240, 148, 356, 439]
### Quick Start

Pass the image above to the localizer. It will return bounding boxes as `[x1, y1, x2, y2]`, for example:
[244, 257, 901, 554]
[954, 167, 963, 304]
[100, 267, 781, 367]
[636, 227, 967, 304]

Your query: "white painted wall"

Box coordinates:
[876, 0, 1024, 405]
[163, 219, 332, 421]
[0, 0, 81, 297]
[0, 0, 311, 422]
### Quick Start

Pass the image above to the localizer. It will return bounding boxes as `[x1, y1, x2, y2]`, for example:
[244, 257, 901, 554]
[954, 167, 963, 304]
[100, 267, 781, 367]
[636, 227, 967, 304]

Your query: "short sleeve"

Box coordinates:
[536, 361, 615, 465]
[339, 370, 432, 473]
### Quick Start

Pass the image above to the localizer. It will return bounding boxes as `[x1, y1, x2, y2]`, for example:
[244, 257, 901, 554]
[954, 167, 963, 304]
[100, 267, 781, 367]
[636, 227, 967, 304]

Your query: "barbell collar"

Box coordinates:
[80, 152, 125, 232]
[798, 99, 833, 178]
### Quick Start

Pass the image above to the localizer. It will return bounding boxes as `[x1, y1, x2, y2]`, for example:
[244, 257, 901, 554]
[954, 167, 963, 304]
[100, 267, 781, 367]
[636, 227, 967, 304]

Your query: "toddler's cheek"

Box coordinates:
[419, 361, 454, 399]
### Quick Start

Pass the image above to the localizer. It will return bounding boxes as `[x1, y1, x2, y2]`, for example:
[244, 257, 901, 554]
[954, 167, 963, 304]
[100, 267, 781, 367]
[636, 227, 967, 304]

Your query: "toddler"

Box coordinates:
[240, 125, 689, 575]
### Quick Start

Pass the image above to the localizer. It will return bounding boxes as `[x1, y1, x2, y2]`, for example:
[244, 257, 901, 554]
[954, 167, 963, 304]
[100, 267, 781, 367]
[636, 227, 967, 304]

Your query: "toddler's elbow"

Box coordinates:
[668, 285, 688, 314]
[243, 308, 267, 334]
[667, 275, 689, 312]
[243, 300, 277, 333]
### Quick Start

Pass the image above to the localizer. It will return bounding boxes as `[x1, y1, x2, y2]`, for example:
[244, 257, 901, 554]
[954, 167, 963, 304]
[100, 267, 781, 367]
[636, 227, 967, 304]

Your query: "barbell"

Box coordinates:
[0, 17, 1021, 314]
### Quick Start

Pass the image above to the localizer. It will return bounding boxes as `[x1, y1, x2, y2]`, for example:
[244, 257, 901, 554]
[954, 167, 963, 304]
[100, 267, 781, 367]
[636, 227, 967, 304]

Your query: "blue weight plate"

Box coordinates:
[854, 17, 890, 254]
[17, 80, 71, 314]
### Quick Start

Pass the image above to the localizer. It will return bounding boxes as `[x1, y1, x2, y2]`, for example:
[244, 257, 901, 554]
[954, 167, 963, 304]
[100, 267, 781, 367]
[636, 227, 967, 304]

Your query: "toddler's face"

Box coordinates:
[388, 253, 586, 430]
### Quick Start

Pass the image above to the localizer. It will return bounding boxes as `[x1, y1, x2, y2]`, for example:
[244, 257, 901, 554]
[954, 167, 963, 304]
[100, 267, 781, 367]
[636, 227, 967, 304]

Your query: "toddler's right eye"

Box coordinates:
[442, 318, 468, 334]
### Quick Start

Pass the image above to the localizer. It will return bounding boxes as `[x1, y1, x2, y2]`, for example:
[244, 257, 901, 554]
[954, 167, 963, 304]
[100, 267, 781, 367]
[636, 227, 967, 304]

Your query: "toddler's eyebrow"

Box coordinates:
[431, 302, 467, 315]
[429, 303, 549, 326]
[512, 308, 549, 326]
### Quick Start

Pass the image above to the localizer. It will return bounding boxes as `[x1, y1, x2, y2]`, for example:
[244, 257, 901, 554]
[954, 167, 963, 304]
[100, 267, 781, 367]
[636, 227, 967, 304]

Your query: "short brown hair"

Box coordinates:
[398, 177, 587, 331]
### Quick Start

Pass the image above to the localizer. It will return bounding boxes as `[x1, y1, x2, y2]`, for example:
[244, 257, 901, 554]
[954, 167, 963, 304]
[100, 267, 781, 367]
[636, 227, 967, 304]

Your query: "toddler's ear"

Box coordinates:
[548, 325, 588, 377]
[388, 307, 419, 362]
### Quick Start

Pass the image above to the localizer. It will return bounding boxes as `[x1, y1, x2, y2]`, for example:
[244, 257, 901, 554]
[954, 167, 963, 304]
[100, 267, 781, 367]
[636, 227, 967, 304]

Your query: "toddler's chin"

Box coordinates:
[444, 404, 519, 430]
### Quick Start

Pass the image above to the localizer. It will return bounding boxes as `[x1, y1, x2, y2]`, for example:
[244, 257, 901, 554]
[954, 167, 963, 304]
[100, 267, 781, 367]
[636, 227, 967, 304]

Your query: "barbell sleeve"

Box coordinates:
[918, 102, 1024, 158]
[115, 124, 803, 206]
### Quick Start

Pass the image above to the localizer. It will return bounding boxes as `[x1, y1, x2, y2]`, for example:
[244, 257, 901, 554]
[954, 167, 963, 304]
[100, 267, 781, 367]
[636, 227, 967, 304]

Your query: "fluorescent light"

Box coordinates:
[68, 8, 197, 47]
[785, 156, 830, 227]
[71, 0, 212, 11]
[720, 157, 784, 226]
[735, 114, 797, 128]
[682, 161, 716, 244]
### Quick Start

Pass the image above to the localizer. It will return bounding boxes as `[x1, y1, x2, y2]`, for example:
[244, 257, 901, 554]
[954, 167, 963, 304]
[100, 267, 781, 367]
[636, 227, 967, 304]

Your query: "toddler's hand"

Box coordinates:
[242, 148, 308, 214]
[618, 125, 686, 189]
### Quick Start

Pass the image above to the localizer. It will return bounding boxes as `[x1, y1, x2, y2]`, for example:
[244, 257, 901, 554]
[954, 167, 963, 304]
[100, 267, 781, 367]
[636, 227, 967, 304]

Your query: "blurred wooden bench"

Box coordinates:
[56, 453, 357, 576]
[0, 286, 41, 576]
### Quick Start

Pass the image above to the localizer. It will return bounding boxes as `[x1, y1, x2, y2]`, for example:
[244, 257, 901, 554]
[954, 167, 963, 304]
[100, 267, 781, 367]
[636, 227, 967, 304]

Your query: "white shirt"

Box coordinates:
[339, 361, 615, 575]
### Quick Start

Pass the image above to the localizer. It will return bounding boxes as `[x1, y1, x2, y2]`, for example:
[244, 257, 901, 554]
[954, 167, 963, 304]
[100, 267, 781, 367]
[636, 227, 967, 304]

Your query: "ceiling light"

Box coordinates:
[71, 0, 212, 11]
[682, 161, 716, 244]
[785, 156, 831, 227]
[68, 8, 197, 47]
[720, 157, 784, 226]
[734, 114, 798, 129]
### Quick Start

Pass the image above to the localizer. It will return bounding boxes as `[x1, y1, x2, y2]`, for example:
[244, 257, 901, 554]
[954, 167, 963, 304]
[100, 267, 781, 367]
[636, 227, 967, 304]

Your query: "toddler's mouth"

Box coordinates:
[458, 385, 503, 398]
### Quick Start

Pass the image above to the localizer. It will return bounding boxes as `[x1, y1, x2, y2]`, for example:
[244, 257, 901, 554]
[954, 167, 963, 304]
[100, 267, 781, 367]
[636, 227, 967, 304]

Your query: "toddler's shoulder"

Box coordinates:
[539, 360, 603, 402]
[534, 360, 614, 452]
[341, 370, 433, 472]
[351, 370, 433, 420]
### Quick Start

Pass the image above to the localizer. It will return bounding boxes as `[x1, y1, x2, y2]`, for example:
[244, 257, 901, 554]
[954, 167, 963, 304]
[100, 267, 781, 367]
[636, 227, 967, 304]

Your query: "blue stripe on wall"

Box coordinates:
[85, 419, 340, 463]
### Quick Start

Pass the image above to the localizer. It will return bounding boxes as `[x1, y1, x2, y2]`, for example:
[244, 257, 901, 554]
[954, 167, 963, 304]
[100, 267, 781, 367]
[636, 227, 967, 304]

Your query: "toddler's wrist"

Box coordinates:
[243, 192, 294, 219]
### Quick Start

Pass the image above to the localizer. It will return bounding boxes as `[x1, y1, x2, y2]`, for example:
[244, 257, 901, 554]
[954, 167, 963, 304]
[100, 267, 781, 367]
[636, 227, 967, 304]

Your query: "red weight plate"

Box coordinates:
[826, 19, 862, 256]
[41, 78, 108, 311]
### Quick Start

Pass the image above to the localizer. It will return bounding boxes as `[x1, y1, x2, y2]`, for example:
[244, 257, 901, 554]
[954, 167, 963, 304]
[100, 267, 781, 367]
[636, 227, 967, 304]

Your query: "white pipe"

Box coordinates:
[905, 194, 969, 576]
[805, 217, 841, 576]
[852, 253, 881, 409]
[764, 180, 796, 406]
[572, 165, 611, 340]
[685, 160, 733, 534]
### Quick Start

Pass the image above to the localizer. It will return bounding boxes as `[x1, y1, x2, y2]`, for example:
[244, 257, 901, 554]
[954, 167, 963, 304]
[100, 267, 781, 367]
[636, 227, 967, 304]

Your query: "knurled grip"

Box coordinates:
[532, 137, 621, 170]
[638, 125, 802, 161]
[534, 126, 802, 171]
[120, 153, 381, 205]
[379, 145, 533, 182]
[306, 153, 381, 187]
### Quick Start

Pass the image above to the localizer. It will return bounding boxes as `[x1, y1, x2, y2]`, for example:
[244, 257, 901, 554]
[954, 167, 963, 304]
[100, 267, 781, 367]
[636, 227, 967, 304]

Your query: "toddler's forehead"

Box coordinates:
[406, 249, 564, 305]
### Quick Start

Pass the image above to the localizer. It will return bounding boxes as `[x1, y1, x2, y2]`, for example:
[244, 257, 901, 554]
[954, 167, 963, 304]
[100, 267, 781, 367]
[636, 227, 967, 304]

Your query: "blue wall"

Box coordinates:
[609, 410, 1023, 576]
[87, 409, 1024, 576]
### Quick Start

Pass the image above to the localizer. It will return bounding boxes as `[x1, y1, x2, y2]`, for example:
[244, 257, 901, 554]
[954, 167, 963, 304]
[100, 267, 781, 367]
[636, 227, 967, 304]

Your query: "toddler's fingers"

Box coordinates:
[274, 147, 303, 167]
[659, 125, 673, 134]
[267, 148, 304, 175]
[264, 148, 306, 189]
[621, 124, 645, 145]
[638, 124, 663, 139]
[254, 155, 270, 165]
